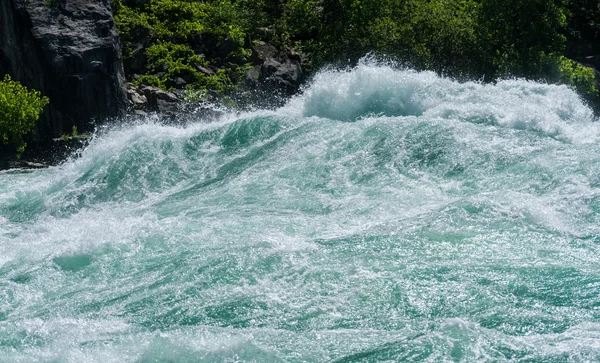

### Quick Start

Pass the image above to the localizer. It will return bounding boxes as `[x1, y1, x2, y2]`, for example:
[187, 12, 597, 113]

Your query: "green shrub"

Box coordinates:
[114, 0, 252, 95]
[134, 41, 245, 97]
[477, 0, 567, 78]
[145, 41, 206, 75]
[553, 55, 597, 97]
[143, 42, 223, 92]
[0, 75, 49, 156]
[111, 0, 599, 109]
[134, 74, 164, 89]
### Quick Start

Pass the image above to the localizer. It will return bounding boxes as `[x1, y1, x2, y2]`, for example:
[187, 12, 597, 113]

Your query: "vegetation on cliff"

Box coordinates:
[111, 0, 599, 106]
[0, 75, 49, 156]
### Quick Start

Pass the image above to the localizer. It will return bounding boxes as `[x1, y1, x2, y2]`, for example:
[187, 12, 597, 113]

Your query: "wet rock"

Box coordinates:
[126, 82, 184, 115]
[246, 65, 261, 85]
[252, 42, 279, 63]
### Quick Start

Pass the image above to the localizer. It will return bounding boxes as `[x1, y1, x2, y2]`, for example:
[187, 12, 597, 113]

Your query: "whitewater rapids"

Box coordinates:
[1, 63, 600, 362]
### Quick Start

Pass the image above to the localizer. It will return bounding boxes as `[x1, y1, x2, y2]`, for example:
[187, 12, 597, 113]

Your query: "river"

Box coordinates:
[1, 63, 600, 361]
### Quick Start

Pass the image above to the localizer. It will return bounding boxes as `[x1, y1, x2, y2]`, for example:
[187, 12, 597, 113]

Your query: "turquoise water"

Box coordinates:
[1, 63, 600, 362]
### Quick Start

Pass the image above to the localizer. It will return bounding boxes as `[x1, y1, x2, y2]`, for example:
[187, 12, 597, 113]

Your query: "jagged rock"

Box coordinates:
[124, 36, 151, 76]
[262, 58, 303, 91]
[139, 85, 179, 103]
[172, 68, 195, 83]
[246, 65, 261, 85]
[139, 85, 181, 113]
[252, 42, 279, 63]
[126, 82, 183, 115]
[194, 63, 215, 76]
[250, 42, 304, 96]
[127, 83, 148, 107]
[156, 98, 179, 113]
[129, 91, 148, 106]
[0, 0, 127, 140]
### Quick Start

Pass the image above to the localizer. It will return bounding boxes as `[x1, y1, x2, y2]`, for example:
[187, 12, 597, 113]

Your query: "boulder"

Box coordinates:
[127, 82, 184, 115]
[249, 42, 304, 96]
[139, 84, 181, 113]
[261, 57, 303, 93]
[252, 42, 279, 64]
[126, 83, 147, 108]
[0, 0, 127, 141]
[245, 65, 261, 85]
[194, 63, 215, 76]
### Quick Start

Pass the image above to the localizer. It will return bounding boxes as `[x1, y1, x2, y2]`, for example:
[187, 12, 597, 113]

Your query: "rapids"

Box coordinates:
[1, 63, 600, 362]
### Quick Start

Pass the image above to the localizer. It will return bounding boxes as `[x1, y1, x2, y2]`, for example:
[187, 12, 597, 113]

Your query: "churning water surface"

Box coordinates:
[1, 63, 600, 362]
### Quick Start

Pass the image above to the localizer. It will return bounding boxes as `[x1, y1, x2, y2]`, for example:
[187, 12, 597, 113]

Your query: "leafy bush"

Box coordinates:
[112, 0, 599, 108]
[0, 75, 49, 156]
[114, 0, 252, 95]
[133, 41, 247, 98]
[553, 55, 597, 97]
[478, 0, 567, 78]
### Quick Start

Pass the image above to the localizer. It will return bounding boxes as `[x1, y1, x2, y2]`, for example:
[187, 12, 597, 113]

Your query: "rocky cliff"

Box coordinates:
[0, 0, 127, 141]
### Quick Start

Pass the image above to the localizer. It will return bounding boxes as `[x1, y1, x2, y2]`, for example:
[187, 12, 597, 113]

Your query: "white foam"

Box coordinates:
[281, 60, 598, 143]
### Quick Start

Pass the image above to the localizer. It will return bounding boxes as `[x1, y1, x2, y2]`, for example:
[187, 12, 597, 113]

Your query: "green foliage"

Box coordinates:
[114, 0, 252, 94]
[112, 0, 599, 107]
[280, 0, 321, 41]
[142, 41, 234, 93]
[0, 75, 49, 156]
[134, 74, 164, 89]
[478, 0, 567, 78]
[145, 41, 206, 75]
[553, 55, 598, 97]
[388, 0, 481, 74]
[565, 0, 600, 42]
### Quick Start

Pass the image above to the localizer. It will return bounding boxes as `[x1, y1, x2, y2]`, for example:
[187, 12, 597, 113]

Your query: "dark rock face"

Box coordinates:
[249, 42, 304, 96]
[238, 41, 305, 108]
[0, 0, 127, 141]
[122, 26, 153, 76]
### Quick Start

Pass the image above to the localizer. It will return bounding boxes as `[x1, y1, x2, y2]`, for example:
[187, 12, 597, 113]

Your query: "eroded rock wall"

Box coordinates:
[0, 0, 127, 141]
